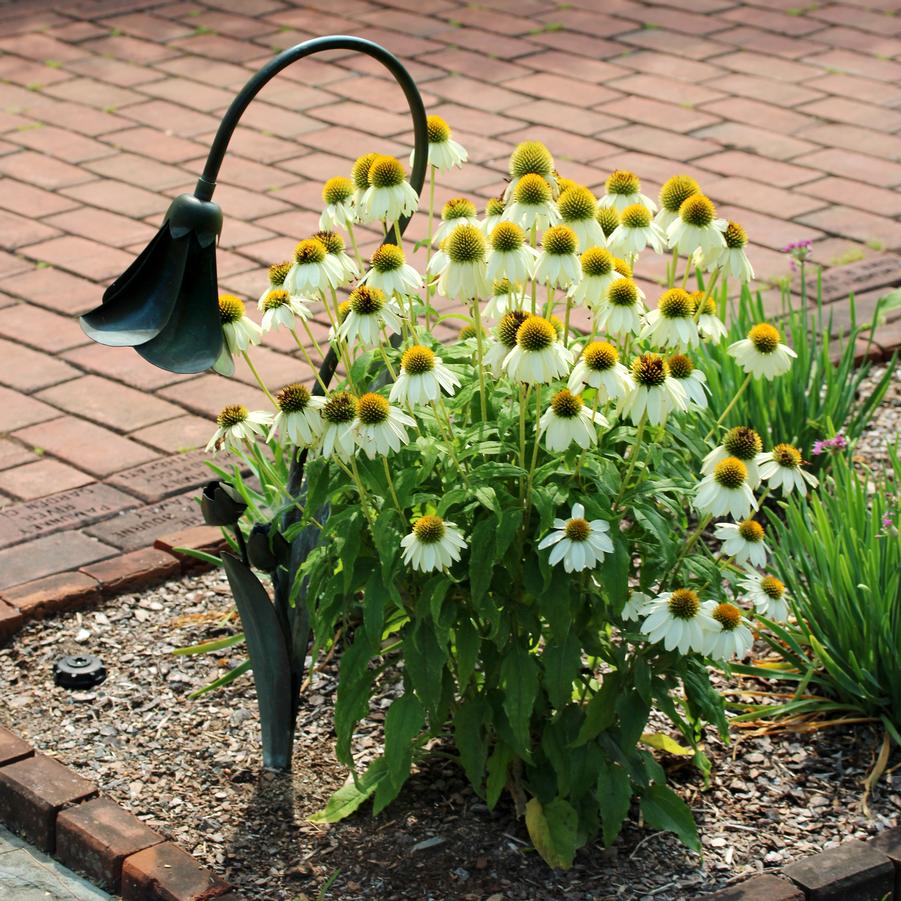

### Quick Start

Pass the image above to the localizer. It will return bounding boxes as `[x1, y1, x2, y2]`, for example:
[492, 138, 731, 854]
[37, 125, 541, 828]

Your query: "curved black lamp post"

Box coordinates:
[80, 36, 428, 770]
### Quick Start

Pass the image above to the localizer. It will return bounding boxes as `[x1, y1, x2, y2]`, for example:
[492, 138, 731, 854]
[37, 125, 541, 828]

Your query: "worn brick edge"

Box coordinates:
[0, 526, 227, 642]
[0, 726, 245, 900]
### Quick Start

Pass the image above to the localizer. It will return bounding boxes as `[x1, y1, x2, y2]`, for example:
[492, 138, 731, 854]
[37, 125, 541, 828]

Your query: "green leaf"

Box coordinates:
[468, 516, 497, 606]
[598, 534, 630, 610]
[486, 742, 513, 809]
[573, 674, 619, 746]
[640, 784, 700, 851]
[525, 797, 579, 870]
[310, 757, 389, 823]
[542, 633, 581, 709]
[596, 760, 632, 847]
[173, 632, 244, 656]
[188, 658, 250, 699]
[454, 696, 489, 789]
[501, 644, 538, 754]
[640, 733, 693, 756]
[454, 618, 480, 691]
[334, 634, 376, 766]
[404, 619, 447, 716]
[383, 692, 425, 786]
[363, 571, 387, 645]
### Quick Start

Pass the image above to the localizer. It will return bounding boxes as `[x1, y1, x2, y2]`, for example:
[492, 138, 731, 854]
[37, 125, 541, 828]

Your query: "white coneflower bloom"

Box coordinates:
[351, 152, 378, 210]
[258, 260, 294, 308]
[728, 323, 796, 380]
[666, 194, 726, 257]
[569, 247, 616, 310]
[568, 340, 632, 402]
[360, 243, 423, 299]
[701, 601, 754, 660]
[695, 456, 758, 520]
[435, 223, 490, 300]
[360, 155, 419, 225]
[487, 221, 537, 285]
[641, 288, 700, 350]
[619, 352, 687, 426]
[481, 196, 506, 236]
[433, 197, 481, 246]
[558, 185, 605, 250]
[504, 140, 557, 203]
[640, 589, 716, 655]
[621, 590, 653, 622]
[654, 175, 701, 233]
[328, 300, 351, 345]
[485, 277, 519, 320]
[339, 286, 402, 348]
[411, 115, 467, 172]
[258, 288, 311, 334]
[319, 176, 355, 231]
[503, 314, 573, 384]
[713, 519, 768, 568]
[268, 383, 324, 447]
[666, 353, 708, 410]
[537, 503, 613, 573]
[503, 172, 560, 232]
[594, 277, 646, 337]
[206, 404, 272, 453]
[534, 225, 581, 289]
[389, 344, 460, 406]
[608, 203, 666, 256]
[599, 169, 656, 214]
[704, 427, 763, 490]
[539, 388, 608, 452]
[690, 291, 728, 343]
[741, 572, 790, 621]
[351, 392, 416, 459]
[313, 230, 358, 285]
[213, 294, 263, 377]
[401, 514, 467, 573]
[707, 221, 754, 283]
[485, 310, 529, 377]
[318, 391, 357, 461]
[284, 238, 334, 295]
[756, 443, 819, 496]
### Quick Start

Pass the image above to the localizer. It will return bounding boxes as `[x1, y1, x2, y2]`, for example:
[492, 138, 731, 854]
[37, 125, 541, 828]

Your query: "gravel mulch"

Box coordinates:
[856, 363, 901, 467]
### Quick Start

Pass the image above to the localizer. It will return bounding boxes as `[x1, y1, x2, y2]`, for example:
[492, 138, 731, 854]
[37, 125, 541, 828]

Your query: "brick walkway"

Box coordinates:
[0, 0, 900, 610]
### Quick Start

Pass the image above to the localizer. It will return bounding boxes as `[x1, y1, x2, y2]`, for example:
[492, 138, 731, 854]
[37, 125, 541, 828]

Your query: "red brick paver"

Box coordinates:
[0, 0, 899, 623]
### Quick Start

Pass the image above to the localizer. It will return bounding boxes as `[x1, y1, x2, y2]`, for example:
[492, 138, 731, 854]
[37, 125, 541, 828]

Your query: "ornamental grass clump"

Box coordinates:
[198, 130, 828, 867]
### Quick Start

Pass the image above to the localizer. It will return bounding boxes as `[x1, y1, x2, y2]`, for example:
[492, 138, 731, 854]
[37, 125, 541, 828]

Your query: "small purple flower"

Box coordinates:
[812, 440, 826, 456]
[782, 239, 814, 272]
[884, 513, 894, 530]
[811, 433, 846, 456]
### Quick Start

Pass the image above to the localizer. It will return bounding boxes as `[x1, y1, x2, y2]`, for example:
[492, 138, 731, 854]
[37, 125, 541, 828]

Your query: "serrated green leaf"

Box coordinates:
[542, 632, 581, 709]
[596, 759, 632, 846]
[501, 644, 538, 754]
[640, 784, 700, 851]
[525, 797, 579, 870]
[454, 696, 489, 788]
[383, 692, 424, 787]
[310, 756, 389, 823]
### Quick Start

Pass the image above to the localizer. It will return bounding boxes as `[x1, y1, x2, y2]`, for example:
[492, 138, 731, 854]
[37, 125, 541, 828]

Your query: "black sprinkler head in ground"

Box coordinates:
[53, 654, 107, 689]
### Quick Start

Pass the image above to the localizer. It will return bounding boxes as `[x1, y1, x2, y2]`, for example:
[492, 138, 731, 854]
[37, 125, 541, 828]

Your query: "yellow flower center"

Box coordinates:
[613, 257, 633, 278]
[658, 288, 693, 319]
[564, 517, 590, 542]
[558, 186, 597, 222]
[458, 323, 477, 340]
[581, 246, 613, 277]
[268, 261, 291, 287]
[509, 140, 554, 179]
[262, 289, 290, 311]
[583, 341, 618, 372]
[543, 225, 578, 256]
[218, 294, 245, 324]
[313, 230, 344, 255]
[714, 457, 748, 490]
[447, 224, 487, 264]
[668, 588, 700, 620]
[549, 314, 564, 339]
[491, 221, 525, 252]
[322, 176, 353, 206]
[713, 602, 742, 631]
[690, 290, 715, 316]
[337, 300, 351, 323]
[551, 389, 582, 419]
[749, 323, 781, 354]
[294, 238, 326, 265]
[352, 152, 378, 191]
[370, 244, 405, 273]
[322, 391, 357, 425]
[773, 443, 801, 468]
[680, 194, 716, 227]
[667, 353, 693, 379]
[596, 205, 620, 237]
[368, 156, 406, 189]
[276, 383, 311, 413]
[516, 315, 556, 352]
[426, 114, 451, 144]
[357, 392, 389, 425]
[497, 310, 530, 348]
[442, 197, 477, 221]
[621, 203, 652, 229]
[513, 173, 552, 206]
[660, 175, 700, 214]
[493, 277, 514, 296]
[413, 514, 446, 543]
[738, 519, 764, 542]
[349, 285, 385, 315]
[761, 575, 785, 599]
[724, 221, 748, 249]
[606, 169, 640, 196]
[486, 196, 505, 217]
[401, 345, 435, 375]
[723, 426, 762, 460]
[607, 278, 639, 307]
[631, 353, 667, 388]
[216, 404, 248, 428]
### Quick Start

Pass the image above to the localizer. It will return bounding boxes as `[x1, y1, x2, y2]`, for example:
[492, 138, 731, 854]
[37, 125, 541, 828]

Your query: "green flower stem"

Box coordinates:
[704, 373, 751, 441]
[425, 165, 436, 331]
[665, 514, 712, 585]
[668, 247, 679, 289]
[543, 283, 554, 319]
[574, 388, 603, 478]
[289, 329, 330, 394]
[530, 223, 538, 314]
[377, 332, 398, 381]
[393, 220, 403, 251]
[335, 454, 374, 524]
[692, 267, 720, 323]
[240, 350, 276, 406]
[471, 296, 488, 424]
[326, 286, 357, 391]
[681, 256, 692, 290]
[381, 456, 403, 514]
[562, 292, 573, 346]
[518, 383, 530, 474]
[431, 399, 469, 485]
[346, 219, 364, 273]
[613, 414, 646, 508]
[524, 384, 543, 503]
[298, 315, 326, 361]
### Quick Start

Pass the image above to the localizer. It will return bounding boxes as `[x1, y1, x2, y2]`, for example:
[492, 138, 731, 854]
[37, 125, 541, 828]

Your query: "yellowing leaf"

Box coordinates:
[525, 797, 579, 870]
[640, 732, 693, 756]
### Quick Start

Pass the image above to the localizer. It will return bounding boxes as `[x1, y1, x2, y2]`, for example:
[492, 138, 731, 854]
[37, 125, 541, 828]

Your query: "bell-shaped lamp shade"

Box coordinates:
[79, 193, 224, 374]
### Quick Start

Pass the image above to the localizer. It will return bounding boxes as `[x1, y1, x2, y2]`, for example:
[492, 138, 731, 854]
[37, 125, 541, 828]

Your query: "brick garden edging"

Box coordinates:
[0, 726, 244, 900]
